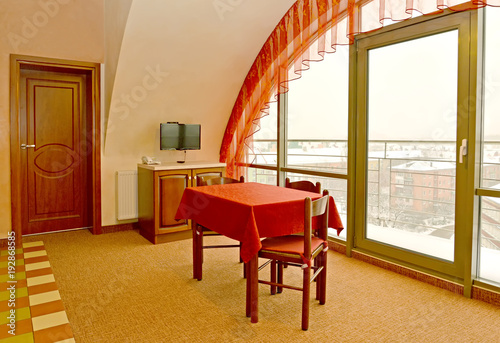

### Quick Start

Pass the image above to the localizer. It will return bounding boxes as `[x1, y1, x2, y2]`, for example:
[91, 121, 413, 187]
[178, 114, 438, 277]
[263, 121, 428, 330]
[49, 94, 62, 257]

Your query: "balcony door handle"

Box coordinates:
[459, 139, 467, 164]
[21, 144, 36, 149]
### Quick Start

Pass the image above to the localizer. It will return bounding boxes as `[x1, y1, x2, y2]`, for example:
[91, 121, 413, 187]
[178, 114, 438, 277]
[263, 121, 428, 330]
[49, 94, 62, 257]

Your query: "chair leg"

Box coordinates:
[313, 258, 318, 281]
[241, 242, 247, 278]
[302, 265, 311, 331]
[319, 251, 327, 305]
[200, 230, 204, 264]
[315, 255, 321, 300]
[239, 242, 243, 263]
[277, 261, 284, 294]
[245, 262, 250, 317]
[270, 260, 277, 295]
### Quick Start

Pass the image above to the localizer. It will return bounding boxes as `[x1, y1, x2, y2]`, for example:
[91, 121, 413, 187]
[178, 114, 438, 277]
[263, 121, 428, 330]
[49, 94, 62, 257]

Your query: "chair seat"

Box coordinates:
[260, 235, 326, 263]
[201, 226, 221, 235]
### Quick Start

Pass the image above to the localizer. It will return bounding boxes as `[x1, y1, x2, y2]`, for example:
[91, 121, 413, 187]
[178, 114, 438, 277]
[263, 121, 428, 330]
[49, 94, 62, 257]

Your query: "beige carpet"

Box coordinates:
[23, 229, 500, 343]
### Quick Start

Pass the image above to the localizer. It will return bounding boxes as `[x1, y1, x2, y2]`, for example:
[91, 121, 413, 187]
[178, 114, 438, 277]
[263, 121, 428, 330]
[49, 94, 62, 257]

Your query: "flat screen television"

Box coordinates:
[160, 123, 201, 150]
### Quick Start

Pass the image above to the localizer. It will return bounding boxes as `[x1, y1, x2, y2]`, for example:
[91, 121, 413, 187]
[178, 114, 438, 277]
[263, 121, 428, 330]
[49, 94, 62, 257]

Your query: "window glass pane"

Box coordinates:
[479, 197, 500, 284]
[478, 7, 500, 285]
[366, 31, 458, 261]
[247, 99, 278, 166]
[244, 167, 277, 185]
[286, 172, 347, 240]
[482, 7, 500, 189]
[286, 46, 349, 174]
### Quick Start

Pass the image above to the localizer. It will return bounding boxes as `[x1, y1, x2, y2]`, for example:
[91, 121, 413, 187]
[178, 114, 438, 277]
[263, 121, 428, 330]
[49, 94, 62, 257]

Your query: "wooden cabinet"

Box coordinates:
[138, 162, 225, 244]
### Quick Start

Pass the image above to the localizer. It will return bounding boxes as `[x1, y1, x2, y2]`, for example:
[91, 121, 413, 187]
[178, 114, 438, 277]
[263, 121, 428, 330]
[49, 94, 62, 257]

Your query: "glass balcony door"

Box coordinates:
[354, 12, 474, 277]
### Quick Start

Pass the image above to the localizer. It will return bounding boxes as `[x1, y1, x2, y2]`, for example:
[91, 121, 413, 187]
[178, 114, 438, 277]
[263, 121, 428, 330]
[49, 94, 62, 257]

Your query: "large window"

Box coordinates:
[286, 47, 349, 174]
[285, 46, 349, 237]
[243, 7, 500, 292]
[286, 172, 348, 239]
[245, 95, 278, 185]
[247, 98, 278, 168]
[245, 46, 350, 239]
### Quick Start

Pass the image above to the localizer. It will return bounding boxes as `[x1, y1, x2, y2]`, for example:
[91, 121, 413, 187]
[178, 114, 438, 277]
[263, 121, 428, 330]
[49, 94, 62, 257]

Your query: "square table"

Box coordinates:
[175, 182, 344, 323]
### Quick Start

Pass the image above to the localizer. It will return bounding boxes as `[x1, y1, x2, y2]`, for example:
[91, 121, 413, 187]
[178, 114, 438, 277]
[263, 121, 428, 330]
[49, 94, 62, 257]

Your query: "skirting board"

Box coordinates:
[102, 222, 139, 234]
[328, 240, 500, 307]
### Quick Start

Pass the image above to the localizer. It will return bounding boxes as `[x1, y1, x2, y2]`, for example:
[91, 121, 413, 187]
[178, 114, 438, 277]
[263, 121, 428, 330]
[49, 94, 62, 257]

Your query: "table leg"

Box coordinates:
[246, 254, 258, 323]
[192, 221, 202, 281]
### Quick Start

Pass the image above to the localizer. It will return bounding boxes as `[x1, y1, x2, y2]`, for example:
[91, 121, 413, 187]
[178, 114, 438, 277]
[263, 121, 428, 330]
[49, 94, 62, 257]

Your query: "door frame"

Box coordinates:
[10, 54, 102, 241]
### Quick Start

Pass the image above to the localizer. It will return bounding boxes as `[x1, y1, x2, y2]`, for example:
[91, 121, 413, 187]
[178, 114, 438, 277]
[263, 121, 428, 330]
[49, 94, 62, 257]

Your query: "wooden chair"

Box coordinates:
[203, 176, 245, 186]
[285, 177, 321, 194]
[284, 177, 321, 270]
[193, 176, 244, 280]
[257, 190, 329, 330]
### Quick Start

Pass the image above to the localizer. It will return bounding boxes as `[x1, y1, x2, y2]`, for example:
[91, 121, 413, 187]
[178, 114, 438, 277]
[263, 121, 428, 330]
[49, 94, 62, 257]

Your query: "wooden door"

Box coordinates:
[19, 69, 91, 235]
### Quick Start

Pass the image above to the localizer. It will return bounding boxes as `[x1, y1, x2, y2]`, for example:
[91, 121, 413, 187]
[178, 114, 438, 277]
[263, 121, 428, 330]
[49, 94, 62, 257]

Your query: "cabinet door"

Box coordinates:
[157, 170, 190, 229]
[193, 167, 225, 186]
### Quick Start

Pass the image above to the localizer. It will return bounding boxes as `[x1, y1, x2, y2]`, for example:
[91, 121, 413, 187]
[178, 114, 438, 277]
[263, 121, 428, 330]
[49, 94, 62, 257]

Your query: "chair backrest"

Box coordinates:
[285, 177, 321, 194]
[200, 176, 245, 186]
[196, 172, 223, 186]
[304, 190, 329, 259]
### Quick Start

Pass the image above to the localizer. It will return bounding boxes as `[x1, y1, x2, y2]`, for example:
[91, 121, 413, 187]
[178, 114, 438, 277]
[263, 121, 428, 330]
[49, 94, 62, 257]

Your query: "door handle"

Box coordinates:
[21, 144, 36, 149]
[459, 139, 467, 164]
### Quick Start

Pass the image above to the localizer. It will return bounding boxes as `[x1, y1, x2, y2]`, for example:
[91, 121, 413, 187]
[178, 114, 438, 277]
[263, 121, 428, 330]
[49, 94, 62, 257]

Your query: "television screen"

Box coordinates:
[160, 123, 201, 150]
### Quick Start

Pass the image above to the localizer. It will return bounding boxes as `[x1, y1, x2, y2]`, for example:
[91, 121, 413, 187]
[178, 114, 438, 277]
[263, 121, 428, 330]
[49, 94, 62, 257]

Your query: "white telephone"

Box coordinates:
[142, 156, 161, 165]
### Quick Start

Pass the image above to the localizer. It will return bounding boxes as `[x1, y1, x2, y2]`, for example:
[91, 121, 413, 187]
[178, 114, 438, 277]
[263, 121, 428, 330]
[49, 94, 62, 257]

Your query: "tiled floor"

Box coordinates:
[0, 242, 74, 343]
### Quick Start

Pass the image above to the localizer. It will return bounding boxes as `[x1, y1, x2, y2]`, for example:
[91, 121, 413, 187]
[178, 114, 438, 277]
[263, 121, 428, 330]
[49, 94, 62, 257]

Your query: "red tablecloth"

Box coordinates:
[175, 182, 344, 263]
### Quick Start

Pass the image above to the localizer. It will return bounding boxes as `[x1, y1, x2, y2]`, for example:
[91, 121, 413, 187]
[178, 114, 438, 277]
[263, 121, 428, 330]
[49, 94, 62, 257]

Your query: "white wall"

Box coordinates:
[101, 0, 295, 226]
[0, 0, 296, 235]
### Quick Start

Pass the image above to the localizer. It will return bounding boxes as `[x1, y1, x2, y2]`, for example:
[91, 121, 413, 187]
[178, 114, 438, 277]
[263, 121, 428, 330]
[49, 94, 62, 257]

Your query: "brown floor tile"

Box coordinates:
[23, 246, 46, 254]
[27, 282, 59, 296]
[30, 300, 66, 318]
[0, 318, 33, 339]
[0, 295, 30, 312]
[0, 264, 26, 274]
[0, 253, 24, 262]
[0, 242, 74, 342]
[24, 256, 49, 265]
[33, 323, 73, 343]
[25, 267, 53, 279]
[0, 279, 28, 289]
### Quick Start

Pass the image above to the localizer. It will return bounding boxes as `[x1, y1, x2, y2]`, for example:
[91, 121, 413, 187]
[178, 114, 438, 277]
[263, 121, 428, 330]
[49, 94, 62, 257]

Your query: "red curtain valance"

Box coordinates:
[219, 0, 499, 178]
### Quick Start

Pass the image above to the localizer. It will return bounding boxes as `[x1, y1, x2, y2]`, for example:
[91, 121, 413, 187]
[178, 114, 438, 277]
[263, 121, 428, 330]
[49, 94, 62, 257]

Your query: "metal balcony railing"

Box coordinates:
[245, 139, 500, 244]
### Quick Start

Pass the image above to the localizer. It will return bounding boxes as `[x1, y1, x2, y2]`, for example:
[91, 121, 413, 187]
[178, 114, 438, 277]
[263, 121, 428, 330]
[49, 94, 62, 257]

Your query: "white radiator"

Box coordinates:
[116, 170, 138, 220]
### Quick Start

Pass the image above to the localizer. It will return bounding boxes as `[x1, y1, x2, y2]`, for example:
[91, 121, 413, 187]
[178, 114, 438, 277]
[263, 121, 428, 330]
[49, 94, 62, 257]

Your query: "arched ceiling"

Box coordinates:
[105, 0, 296, 160]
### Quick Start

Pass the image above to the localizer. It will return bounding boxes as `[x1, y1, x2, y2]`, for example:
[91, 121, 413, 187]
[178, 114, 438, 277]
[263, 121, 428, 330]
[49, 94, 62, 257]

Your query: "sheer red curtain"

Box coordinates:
[219, 0, 498, 178]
